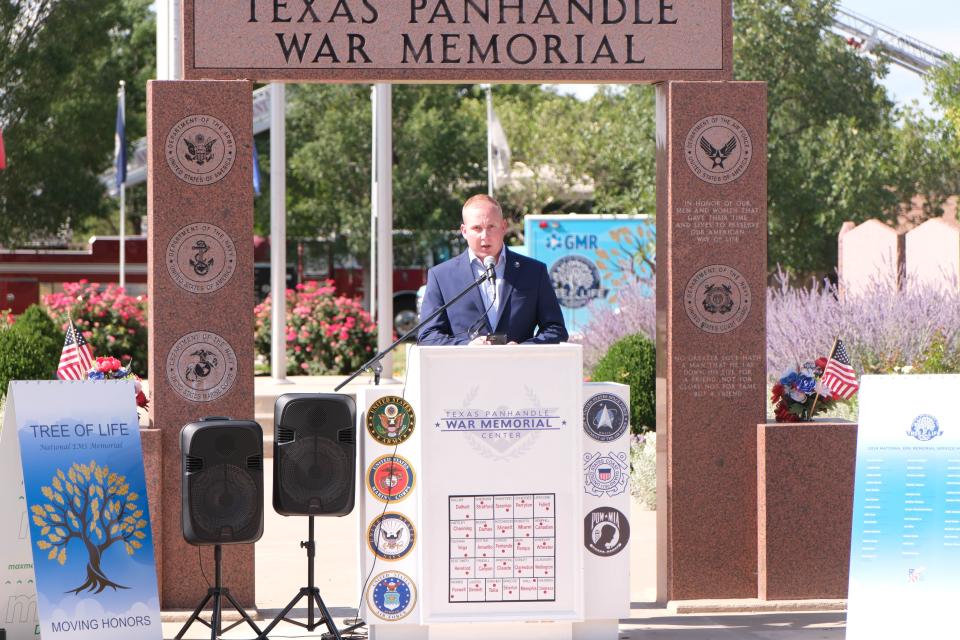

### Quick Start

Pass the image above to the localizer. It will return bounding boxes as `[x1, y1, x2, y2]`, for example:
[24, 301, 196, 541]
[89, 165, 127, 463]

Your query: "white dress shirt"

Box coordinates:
[468, 246, 506, 332]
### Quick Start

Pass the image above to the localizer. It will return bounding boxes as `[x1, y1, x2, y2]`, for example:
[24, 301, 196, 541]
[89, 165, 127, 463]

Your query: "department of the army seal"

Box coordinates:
[165, 114, 236, 186]
[366, 396, 416, 445]
[584, 507, 630, 557]
[684, 114, 753, 185]
[367, 571, 417, 621]
[549, 255, 607, 309]
[165, 331, 238, 402]
[367, 512, 417, 561]
[583, 393, 630, 442]
[367, 455, 415, 503]
[683, 264, 751, 334]
[583, 451, 629, 497]
[166, 223, 237, 293]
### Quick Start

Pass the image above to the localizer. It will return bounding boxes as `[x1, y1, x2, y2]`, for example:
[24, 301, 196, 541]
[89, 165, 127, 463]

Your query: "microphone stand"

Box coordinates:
[335, 267, 492, 392]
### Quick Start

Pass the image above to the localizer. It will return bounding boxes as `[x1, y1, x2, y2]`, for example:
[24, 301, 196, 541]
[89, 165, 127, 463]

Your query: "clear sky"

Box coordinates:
[552, 1, 959, 114]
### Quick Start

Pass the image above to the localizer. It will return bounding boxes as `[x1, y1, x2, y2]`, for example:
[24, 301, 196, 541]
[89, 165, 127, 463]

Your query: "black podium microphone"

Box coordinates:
[483, 255, 497, 285]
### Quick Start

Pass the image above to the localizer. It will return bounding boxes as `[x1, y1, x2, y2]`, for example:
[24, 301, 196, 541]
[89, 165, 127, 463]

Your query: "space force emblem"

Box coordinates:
[583, 393, 629, 442]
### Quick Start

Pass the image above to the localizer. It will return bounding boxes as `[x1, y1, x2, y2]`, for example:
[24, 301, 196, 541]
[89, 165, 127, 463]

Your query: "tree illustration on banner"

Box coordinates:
[595, 225, 655, 299]
[30, 461, 148, 594]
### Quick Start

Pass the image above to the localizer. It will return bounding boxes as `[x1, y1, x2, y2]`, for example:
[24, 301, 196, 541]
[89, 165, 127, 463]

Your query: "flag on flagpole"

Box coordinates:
[114, 90, 126, 188]
[0, 128, 7, 170]
[821, 338, 859, 399]
[57, 321, 95, 381]
[253, 139, 262, 196]
[489, 108, 511, 190]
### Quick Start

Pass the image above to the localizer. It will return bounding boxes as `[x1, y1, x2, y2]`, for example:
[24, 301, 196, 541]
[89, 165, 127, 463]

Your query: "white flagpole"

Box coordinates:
[373, 83, 394, 379]
[486, 84, 494, 196]
[118, 81, 126, 289]
[270, 83, 289, 383]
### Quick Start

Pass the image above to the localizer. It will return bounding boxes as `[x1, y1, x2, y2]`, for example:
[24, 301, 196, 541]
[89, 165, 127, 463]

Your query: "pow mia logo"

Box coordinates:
[583, 451, 629, 497]
[684, 115, 753, 185]
[550, 255, 608, 309]
[583, 393, 629, 442]
[367, 512, 416, 561]
[907, 414, 943, 442]
[166, 223, 237, 294]
[367, 571, 417, 621]
[684, 265, 751, 334]
[165, 115, 236, 186]
[165, 331, 237, 402]
[366, 396, 416, 445]
[584, 507, 630, 557]
[367, 455, 415, 503]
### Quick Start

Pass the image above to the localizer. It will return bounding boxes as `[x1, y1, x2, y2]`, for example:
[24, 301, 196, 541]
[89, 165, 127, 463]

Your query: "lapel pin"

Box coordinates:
[513, 261, 520, 268]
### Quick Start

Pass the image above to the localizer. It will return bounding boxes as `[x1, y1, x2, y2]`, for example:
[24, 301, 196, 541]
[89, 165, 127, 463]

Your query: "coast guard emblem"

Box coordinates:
[583, 393, 629, 442]
[583, 451, 629, 497]
[367, 396, 416, 445]
[367, 455, 414, 503]
[368, 571, 416, 621]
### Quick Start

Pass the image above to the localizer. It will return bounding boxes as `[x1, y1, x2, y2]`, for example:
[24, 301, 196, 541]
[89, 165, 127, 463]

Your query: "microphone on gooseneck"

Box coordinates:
[483, 255, 497, 285]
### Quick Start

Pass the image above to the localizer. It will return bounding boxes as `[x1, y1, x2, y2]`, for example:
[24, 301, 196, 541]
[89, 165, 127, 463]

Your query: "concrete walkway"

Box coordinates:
[160, 375, 847, 638]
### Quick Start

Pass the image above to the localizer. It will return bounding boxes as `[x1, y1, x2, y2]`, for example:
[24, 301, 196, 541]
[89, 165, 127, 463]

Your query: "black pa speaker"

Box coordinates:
[273, 393, 356, 516]
[180, 417, 264, 545]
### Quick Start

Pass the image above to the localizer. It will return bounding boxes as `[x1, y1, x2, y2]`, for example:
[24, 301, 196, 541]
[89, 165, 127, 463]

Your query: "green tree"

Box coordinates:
[31, 461, 148, 594]
[0, 0, 155, 246]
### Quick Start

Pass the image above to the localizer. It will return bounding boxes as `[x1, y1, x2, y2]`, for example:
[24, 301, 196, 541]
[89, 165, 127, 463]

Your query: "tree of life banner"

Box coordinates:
[5, 381, 161, 640]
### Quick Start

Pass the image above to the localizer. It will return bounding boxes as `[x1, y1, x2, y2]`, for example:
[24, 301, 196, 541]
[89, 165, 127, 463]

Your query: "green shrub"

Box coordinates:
[0, 305, 63, 400]
[591, 333, 656, 433]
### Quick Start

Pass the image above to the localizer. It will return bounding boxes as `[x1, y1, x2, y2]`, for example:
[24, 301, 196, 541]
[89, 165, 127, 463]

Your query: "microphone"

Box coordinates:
[483, 255, 497, 285]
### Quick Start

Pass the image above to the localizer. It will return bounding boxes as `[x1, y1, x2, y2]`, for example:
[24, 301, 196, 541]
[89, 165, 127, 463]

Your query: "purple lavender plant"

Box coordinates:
[575, 281, 656, 371]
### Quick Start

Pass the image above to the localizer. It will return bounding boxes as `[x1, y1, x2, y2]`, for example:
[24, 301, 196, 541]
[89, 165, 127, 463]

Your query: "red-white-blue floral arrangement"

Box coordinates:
[770, 357, 834, 422]
[87, 356, 149, 409]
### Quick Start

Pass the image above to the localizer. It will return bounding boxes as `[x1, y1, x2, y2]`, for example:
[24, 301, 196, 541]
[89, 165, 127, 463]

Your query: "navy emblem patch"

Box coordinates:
[367, 512, 416, 561]
[368, 570, 417, 621]
[583, 393, 629, 442]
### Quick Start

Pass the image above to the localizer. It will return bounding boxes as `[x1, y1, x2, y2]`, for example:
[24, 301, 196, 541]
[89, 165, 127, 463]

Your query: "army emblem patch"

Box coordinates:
[366, 396, 416, 445]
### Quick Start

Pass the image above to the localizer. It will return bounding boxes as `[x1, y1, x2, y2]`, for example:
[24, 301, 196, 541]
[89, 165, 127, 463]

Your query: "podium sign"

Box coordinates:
[0, 381, 161, 640]
[848, 375, 960, 638]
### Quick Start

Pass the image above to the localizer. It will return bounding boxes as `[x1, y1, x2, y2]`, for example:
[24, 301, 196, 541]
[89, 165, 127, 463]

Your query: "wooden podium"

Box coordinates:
[356, 344, 631, 640]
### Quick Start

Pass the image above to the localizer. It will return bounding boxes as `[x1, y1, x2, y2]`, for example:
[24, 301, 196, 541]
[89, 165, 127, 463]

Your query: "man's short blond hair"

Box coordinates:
[462, 194, 503, 219]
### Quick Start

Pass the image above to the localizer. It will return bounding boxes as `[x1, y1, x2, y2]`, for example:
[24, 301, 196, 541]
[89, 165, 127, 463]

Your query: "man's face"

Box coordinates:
[461, 202, 508, 261]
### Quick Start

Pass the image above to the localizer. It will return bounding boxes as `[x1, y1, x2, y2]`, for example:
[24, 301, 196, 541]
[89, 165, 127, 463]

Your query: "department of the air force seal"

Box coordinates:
[166, 223, 237, 293]
[367, 455, 415, 503]
[165, 114, 236, 186]
[583, 393, 629, 442]
[684, 264, 751, 334]
[549, 255, 607, 309]
[907, 414, 943, 442]
[367, 512, 416, 561]
[366, 396, 416, 445]
[367, 571, 417, 621]
[583, 451, 629, 497]
[684, 114, 752, 185]
[584, 507, 630, 557]
[165, 331, 237, 402]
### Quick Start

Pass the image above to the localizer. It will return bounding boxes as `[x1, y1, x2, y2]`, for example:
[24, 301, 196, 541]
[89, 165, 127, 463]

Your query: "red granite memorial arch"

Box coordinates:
[146, 0, 766, 608]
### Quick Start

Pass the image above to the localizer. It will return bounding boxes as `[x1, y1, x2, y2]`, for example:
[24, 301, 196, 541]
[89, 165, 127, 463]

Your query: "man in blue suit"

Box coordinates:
[418, 195, 568, 346]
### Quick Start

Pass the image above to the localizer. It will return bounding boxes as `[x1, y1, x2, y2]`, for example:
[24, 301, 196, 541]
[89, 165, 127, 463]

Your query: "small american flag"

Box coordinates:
[57, 321, 94, 381]
[821, 339, 858, 399]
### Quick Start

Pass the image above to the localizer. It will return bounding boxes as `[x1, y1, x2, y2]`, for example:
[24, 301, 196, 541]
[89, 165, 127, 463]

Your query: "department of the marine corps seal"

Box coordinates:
[583, 451, 629, 497]
[166, 222, 237, 293]
[584, 507, 630, 557]
[165, 114, 236, 186]
[368, 571, 417, 621]
[684, 114, 753, 185]
[583, 393, 629, 442]
[165, 331, 237, 402]
[367, 512, 416, 561]
[549, 255, 607, 309]
[367, 455, 415, 503]
[366, 396, 416, 445]
[684, 264, 751, 334]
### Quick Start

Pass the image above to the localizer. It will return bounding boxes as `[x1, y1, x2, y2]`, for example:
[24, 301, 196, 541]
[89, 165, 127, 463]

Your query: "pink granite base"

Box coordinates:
[757, 420, 857, 600]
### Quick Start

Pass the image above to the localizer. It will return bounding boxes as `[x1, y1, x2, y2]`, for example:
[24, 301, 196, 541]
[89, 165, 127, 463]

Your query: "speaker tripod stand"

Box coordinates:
[176, 545, 262, 640]
[258, 517, 346, 639]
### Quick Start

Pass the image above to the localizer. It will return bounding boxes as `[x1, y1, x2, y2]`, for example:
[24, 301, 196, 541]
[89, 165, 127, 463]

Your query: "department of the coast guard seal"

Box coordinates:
[583, 393, 629, 442]
[366, 396, 416, 445]
[583, 451, 629, 497]
[367, 455, 415, 503]
[368, 571, 417, 621]
[367, 512, 416, 561]
[684, 264, 751, 334]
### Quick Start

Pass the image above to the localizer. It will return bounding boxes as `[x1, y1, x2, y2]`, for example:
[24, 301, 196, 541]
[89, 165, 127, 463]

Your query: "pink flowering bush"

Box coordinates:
[43, 281, 149, 376]
[254, 280, 378, 375]
[574, 282, 656, 372]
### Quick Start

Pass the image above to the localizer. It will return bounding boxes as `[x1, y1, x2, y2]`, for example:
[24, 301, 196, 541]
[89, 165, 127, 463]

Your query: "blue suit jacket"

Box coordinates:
[417, 250, 568, 345]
